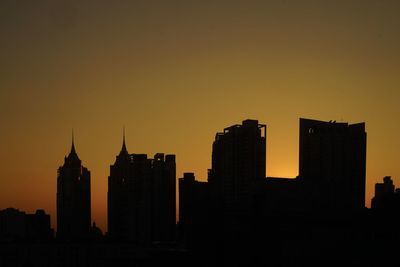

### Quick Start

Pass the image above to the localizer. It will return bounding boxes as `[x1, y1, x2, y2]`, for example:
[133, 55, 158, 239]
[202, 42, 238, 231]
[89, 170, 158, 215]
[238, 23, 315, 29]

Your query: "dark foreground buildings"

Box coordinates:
[179, 118, 368, 266]
[208, 119, 266, 209]
[371, 176, 400, 211]
[252, 119, 367, 219]
[0, 208, 53, 241]
[108, 134, 176, 243]
[5, 118, 400, 267]
[180, 118, 367, 226]
[56, 136, 91, 240]
[299, 118, 367, 211]
[178, 173, 209, 248]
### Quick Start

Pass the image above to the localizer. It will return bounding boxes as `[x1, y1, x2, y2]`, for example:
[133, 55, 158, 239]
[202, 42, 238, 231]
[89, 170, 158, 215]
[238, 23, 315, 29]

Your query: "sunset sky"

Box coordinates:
[1, 0, 400, 232]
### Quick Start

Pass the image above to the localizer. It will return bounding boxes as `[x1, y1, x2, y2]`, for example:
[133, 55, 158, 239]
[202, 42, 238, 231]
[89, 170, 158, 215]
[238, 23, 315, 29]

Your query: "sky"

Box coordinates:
[1, 0, 400, 232]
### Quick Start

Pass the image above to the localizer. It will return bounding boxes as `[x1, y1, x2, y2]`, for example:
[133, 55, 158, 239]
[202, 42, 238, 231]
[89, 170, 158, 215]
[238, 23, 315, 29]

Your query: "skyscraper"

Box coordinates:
[208, 119, 266, 206]
[56, 134, 91, 240]
[108, 133, 176, 243]
[107, 132, 131, 240]
[299, 118, 367, 211]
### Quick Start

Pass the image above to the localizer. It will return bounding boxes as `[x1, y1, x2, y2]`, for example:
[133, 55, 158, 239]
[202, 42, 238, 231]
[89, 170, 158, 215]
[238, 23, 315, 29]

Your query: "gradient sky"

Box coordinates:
[1, 0, 400, 232]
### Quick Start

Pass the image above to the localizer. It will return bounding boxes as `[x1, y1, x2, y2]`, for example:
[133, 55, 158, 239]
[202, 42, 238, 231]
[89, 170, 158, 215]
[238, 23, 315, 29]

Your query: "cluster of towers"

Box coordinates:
[56, 118, 368, 242]
[178, 119, 367, 248]
[56, 132, 176, 242]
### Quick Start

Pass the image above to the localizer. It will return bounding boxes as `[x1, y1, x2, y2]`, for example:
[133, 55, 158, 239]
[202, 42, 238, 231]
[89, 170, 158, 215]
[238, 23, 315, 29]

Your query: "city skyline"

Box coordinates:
[3, 118, 397, 266]
[2, 118, 370, 235]
[0, 116, 395, 232]
[1, 1, 400, 233]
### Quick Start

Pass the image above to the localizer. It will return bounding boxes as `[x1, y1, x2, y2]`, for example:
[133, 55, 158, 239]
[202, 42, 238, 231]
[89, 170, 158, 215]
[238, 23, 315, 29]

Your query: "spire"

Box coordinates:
[121, 126, 127, 153]
[66, 128, 80, 163]
[71, 128, 76, 154]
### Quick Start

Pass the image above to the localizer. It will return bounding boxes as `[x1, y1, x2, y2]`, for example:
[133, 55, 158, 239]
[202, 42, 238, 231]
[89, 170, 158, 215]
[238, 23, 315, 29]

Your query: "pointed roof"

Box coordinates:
[70, 129, 76, 154]
[116, 127, 129, 163]
[121, 126, 127, 153]
[67, 129, 80, 162]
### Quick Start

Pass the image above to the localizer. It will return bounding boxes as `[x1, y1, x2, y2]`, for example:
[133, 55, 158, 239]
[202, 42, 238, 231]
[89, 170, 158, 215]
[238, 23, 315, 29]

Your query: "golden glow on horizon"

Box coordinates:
[1, 1, 400, 231]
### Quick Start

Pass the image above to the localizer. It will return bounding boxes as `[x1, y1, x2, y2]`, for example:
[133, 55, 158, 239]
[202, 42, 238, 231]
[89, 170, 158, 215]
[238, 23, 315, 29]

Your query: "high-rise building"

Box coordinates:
[107, 133, 131, 240]
[178, 173, 209, 247]
[108, 133, 176, 243]
[152, 153, 176, 242]
[56, 134, 91, 240]
[208, 119, 266, 206]
[299, 118, 367, 211]
[179, 173, 208, 226]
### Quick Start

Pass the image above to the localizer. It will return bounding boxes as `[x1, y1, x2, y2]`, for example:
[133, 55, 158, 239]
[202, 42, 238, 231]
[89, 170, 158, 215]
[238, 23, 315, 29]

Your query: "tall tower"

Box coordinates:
[56, 133, 91, 240]
[299, 118, 366, 211]
[108, 131, 176, 242]
[108, 130, 131, 239]
[151, 153, 176, 242]
[208, 119, 266, 206]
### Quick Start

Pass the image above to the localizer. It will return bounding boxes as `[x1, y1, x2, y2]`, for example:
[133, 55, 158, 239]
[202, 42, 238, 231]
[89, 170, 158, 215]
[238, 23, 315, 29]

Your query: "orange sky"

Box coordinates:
[1, 1, 400, 232]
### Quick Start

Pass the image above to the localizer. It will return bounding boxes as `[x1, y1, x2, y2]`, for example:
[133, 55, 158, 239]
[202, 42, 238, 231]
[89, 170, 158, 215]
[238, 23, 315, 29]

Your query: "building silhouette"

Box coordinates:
[299, 118, 367, 211]
[176, 118, 370, 267]
[178, 173, 209, 248]
[107, 133, 131, 240]
[4, 117, 400, 267]
[250, 118, 367, 215]
[56, 134, 91, 240]
[0, 208, 53, 241]
[208, 119, 266, 210]
[108, 132, 176, 243]
[178, 118, 368, 263]
[371, 176, 400, 211]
